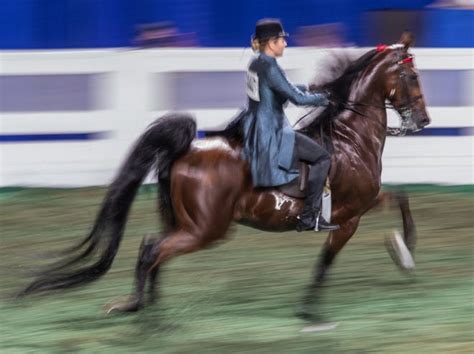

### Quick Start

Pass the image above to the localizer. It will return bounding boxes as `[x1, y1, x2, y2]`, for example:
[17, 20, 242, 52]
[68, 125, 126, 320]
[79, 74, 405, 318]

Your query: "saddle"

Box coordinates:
[277, 163, 309, 199]
[277, 164, 333, 223]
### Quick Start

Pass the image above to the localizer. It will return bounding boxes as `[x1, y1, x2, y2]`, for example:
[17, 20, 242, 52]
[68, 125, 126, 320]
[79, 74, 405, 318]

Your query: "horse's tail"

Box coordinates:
[19, 113, 196, 296]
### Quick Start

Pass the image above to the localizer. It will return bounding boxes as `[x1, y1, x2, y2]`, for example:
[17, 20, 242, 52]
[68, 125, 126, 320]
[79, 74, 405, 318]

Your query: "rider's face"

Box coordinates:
[268, 37, 287, 57]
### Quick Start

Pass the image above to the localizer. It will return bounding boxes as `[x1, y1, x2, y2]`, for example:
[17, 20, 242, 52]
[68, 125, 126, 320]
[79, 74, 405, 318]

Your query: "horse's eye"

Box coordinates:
[409, 74, 418, 81]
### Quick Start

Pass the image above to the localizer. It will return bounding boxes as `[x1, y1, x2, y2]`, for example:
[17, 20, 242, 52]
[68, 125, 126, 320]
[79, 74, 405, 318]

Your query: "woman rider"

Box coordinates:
[242, 18, 339, 232]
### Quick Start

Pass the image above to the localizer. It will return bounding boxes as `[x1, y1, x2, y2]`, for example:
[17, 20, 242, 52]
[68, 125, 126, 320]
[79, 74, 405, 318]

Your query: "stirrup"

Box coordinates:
[314, 213, 339, 232]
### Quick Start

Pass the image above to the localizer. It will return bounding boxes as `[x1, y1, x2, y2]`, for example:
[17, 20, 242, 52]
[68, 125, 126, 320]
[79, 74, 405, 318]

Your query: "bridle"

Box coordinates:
[294, 44, 423, 136]
[343, 44, 423, 136]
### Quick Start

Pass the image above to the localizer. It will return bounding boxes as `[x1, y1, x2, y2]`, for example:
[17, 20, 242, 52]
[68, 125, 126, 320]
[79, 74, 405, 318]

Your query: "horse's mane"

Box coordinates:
[299, 48, 378, 135]
[213, 48, 379, 142]
[310, 49, 378, 93]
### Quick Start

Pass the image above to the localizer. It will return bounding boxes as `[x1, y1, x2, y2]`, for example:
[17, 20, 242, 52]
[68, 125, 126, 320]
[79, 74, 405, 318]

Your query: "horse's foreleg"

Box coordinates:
[372, 190, 416, 252]
[297, 216, 360, 322]
[394, 191, 416, 253]
[371, 190, 417, 274]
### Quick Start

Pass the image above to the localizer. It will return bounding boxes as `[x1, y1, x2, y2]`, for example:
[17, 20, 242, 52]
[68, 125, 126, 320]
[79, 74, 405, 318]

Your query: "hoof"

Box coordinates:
[295, 304, 319, 322]
[385, 230, 415, 272]
[301, 322, 339, 332]
[103, 295, 142, 314]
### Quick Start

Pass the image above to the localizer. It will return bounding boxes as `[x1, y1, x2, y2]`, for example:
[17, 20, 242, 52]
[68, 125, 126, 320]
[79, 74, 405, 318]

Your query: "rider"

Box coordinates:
[242, 18, 339, 232]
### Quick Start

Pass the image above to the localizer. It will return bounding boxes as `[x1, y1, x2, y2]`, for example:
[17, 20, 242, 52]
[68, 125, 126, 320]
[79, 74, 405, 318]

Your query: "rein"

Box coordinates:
[293, 94, 423, 136]
[342, 95, 423, 136]
[345, 94, 423, 114]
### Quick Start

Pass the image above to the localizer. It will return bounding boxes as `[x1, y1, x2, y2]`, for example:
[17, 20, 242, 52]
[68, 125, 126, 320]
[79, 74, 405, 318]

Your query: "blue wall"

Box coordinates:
[0, 0, 472, 49]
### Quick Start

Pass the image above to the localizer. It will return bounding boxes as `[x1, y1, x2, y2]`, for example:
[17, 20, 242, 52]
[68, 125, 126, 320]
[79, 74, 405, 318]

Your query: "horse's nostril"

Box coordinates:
[421, 116, 431, 126]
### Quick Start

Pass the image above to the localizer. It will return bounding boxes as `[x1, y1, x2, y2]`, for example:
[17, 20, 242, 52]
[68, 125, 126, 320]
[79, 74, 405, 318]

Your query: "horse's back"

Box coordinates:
[189, 136, 243, 160]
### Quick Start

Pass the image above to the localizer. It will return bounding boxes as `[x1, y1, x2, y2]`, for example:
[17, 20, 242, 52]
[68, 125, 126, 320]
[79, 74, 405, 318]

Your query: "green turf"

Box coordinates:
[1, 186, 473, 353]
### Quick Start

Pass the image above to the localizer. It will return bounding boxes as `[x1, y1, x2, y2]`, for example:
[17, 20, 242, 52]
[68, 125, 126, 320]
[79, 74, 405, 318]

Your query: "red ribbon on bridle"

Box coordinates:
[376, 44, 414, 64]
[398, 56, 413, 64]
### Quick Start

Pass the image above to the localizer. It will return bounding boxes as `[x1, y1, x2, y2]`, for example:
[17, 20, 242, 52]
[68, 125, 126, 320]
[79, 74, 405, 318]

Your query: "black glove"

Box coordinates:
[309, 85, 335, 107]
[321, 90, 339, 109]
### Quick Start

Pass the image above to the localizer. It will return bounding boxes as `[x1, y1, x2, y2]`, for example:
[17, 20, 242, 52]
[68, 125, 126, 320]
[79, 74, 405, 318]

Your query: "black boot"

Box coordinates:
[296, 215, 316, 232]
[296, 207, 317, 232]
[296, 211, 339, 232]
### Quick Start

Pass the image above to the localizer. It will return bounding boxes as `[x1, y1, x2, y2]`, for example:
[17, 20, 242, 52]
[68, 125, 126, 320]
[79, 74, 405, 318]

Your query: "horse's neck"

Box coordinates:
[335, 65, 388, 161]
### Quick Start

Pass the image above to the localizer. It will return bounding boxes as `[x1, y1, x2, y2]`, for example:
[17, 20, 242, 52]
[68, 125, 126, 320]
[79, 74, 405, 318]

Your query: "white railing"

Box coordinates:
[1, 48, 473, 186]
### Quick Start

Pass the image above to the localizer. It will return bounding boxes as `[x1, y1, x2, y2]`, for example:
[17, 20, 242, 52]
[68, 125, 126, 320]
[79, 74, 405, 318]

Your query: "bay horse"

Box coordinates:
[20, 33, 430, 322]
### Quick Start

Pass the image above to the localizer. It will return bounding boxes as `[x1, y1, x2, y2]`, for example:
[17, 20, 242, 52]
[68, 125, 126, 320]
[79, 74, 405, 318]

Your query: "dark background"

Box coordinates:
[0, 0, 472, 49]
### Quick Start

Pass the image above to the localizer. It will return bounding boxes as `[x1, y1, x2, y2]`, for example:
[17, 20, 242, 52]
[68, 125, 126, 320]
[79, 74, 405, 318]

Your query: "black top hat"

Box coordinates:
[252, 19, 289, 40]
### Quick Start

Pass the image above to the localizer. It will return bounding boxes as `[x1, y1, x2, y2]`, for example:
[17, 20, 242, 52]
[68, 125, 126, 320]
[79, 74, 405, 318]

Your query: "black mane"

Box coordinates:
[299, 48, 378, 135]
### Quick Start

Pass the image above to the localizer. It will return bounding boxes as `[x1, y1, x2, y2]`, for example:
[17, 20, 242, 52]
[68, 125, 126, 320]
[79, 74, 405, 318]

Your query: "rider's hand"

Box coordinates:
[308, 85, 334, 107]
[324, 90, 337, 107]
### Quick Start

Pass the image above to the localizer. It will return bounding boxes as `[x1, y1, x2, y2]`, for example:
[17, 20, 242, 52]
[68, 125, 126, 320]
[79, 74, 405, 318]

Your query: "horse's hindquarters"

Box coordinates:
[170, 137, 248, 243]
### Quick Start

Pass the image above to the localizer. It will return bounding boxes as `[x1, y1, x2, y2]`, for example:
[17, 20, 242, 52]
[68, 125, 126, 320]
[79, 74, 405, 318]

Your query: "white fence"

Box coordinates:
[0, 47, 473, 187]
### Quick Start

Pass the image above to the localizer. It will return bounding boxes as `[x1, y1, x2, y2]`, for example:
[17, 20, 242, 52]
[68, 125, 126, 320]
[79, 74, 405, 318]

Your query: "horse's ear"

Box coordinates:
[398, 31, 415, 49]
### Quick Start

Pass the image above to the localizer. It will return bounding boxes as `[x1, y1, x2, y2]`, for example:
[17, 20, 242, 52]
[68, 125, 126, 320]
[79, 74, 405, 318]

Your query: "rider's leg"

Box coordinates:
[293, 132, 339, 231]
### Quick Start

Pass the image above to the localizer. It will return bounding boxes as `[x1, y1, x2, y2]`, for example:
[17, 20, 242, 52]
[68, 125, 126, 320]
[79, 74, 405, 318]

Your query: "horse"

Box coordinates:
[20, 32, 430, 322]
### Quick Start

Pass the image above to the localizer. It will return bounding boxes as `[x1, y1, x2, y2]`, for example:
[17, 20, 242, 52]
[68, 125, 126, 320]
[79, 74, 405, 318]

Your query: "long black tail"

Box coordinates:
[19, 113, 196, 296]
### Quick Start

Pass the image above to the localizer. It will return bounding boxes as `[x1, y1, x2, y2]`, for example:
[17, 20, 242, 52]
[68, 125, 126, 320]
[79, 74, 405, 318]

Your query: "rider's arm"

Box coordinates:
[266, 62, 328, 106]
[295, 84, 308, 93]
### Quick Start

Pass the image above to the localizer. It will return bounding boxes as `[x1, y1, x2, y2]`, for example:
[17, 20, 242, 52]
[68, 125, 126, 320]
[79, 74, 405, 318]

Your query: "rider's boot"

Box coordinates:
[295, 153, 339, 232]
[296, 210, 339, 232]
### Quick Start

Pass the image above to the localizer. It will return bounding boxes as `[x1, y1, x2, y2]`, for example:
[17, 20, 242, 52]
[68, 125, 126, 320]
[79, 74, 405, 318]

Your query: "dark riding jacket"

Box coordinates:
[242, 52, 328, 187]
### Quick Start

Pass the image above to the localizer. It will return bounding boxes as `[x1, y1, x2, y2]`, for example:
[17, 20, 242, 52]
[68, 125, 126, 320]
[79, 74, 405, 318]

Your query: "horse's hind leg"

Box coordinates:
[148, 259, 160, 305]
[104, 236, 161, 313]
[105, 230, 204, 313]
[297, 216, 361, 322]
[137, 235, 162, 305]
[105, 156, 240, 314]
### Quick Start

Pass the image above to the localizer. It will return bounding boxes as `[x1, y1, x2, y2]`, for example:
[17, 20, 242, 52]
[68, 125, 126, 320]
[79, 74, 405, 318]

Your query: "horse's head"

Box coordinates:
[302, 35, 431, 136]
[382, 32, 431, 133]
